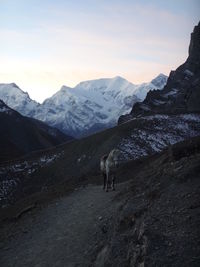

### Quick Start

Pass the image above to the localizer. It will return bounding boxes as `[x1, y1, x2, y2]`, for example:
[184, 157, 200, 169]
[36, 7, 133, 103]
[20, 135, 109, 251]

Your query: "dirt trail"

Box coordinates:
[0, 184, 126, 267]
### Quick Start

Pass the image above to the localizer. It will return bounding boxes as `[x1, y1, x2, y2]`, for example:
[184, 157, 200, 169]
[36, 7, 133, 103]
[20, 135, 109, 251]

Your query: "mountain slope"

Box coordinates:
[0, 100, 72, 162]
[0, 74, 167, 137]
[93, 138, 200, 266]
[119, 22, 200, 123]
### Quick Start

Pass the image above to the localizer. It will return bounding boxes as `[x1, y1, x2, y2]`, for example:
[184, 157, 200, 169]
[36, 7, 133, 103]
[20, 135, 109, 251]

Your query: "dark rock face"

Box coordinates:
[119, 22, 200, 124]
[189, 22, 200, 62]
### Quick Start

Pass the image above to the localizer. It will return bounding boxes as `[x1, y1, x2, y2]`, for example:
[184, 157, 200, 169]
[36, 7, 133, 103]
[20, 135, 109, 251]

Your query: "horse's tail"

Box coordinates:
[101, 154, 108, 161]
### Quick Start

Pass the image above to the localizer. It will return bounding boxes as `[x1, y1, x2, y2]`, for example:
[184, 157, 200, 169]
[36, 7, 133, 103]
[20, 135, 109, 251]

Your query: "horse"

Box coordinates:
[100, 149, 122, 192]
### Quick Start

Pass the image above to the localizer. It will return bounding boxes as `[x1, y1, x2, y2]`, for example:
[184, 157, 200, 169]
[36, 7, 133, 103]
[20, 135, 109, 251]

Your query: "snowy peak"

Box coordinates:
[74, 76, 134, 94]
[0, 83, 39, 117]
[8, 83, 19, 89]
[0, 83, 30, 99]
[151, 73, 168, 88]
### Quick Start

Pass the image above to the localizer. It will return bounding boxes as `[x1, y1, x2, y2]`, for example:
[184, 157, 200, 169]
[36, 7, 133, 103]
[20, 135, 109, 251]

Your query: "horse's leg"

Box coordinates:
[112, 174, 116, 191]
[106, 169, 109, 192]
[103, 173, 106, 190]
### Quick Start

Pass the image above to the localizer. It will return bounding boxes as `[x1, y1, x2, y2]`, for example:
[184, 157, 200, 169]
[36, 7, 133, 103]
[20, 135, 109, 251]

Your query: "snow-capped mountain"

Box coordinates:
[39, 76, 139, 137]
[0, 83, 39, 117]
[0, 74, 167, 137]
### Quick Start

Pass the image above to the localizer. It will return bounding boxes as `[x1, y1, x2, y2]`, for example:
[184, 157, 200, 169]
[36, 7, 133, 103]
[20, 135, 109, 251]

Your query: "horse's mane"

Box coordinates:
[109, 149, 120, 158]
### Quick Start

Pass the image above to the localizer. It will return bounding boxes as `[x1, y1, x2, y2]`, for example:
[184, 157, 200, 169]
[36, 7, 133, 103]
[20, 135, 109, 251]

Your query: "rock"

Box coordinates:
[94, 245, 109, 267]
[101, 224, 108, 234]
[168, 242, 172, 247]
[138, 262, 145, 267]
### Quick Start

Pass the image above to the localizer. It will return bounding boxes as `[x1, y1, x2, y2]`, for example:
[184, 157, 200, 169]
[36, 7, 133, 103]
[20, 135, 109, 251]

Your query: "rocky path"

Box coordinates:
[0, 184, 125, 267]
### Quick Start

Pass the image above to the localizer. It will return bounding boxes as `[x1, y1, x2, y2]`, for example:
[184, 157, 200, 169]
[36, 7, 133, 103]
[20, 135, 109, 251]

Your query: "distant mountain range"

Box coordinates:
[0, 74, 167, 137]
[0, 100, 72, 162]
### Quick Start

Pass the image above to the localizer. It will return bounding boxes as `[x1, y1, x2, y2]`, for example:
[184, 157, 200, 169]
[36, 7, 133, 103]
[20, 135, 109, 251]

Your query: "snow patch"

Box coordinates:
[0, 151, 64, 204]
[140, 104, 151, 111]
[163, 88, 178, 98]
[152, 99, 166, 106]
[184, 69, 194, 76]
[181, 114, 200, 122]
[118, 114, 200, 160]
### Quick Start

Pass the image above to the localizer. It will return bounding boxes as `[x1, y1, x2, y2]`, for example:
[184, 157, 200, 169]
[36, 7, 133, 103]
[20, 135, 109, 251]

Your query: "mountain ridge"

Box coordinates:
[118, 22, 200, 124]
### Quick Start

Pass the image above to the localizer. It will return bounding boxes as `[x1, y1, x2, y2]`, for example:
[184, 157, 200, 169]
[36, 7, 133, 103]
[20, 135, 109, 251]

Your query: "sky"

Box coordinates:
[0, 0, 199, 103]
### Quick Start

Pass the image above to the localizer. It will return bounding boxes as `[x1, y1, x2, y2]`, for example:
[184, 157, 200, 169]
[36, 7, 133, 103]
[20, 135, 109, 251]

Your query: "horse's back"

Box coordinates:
[106, 149, 121, 172]
[108, 149, 121, 159]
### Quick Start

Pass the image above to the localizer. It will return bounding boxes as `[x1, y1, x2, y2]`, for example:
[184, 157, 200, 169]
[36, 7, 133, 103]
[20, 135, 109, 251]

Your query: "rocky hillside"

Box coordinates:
[0, 110, 200, 207]
[0, 100, 72, 162]
[0, 74, 167, 137]
[119, 22, 200, 124]
[93, 136, 200, 266]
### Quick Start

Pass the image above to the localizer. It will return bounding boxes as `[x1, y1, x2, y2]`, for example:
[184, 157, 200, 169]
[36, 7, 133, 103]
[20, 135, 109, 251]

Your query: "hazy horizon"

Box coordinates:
[0, 0, 199, 102]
